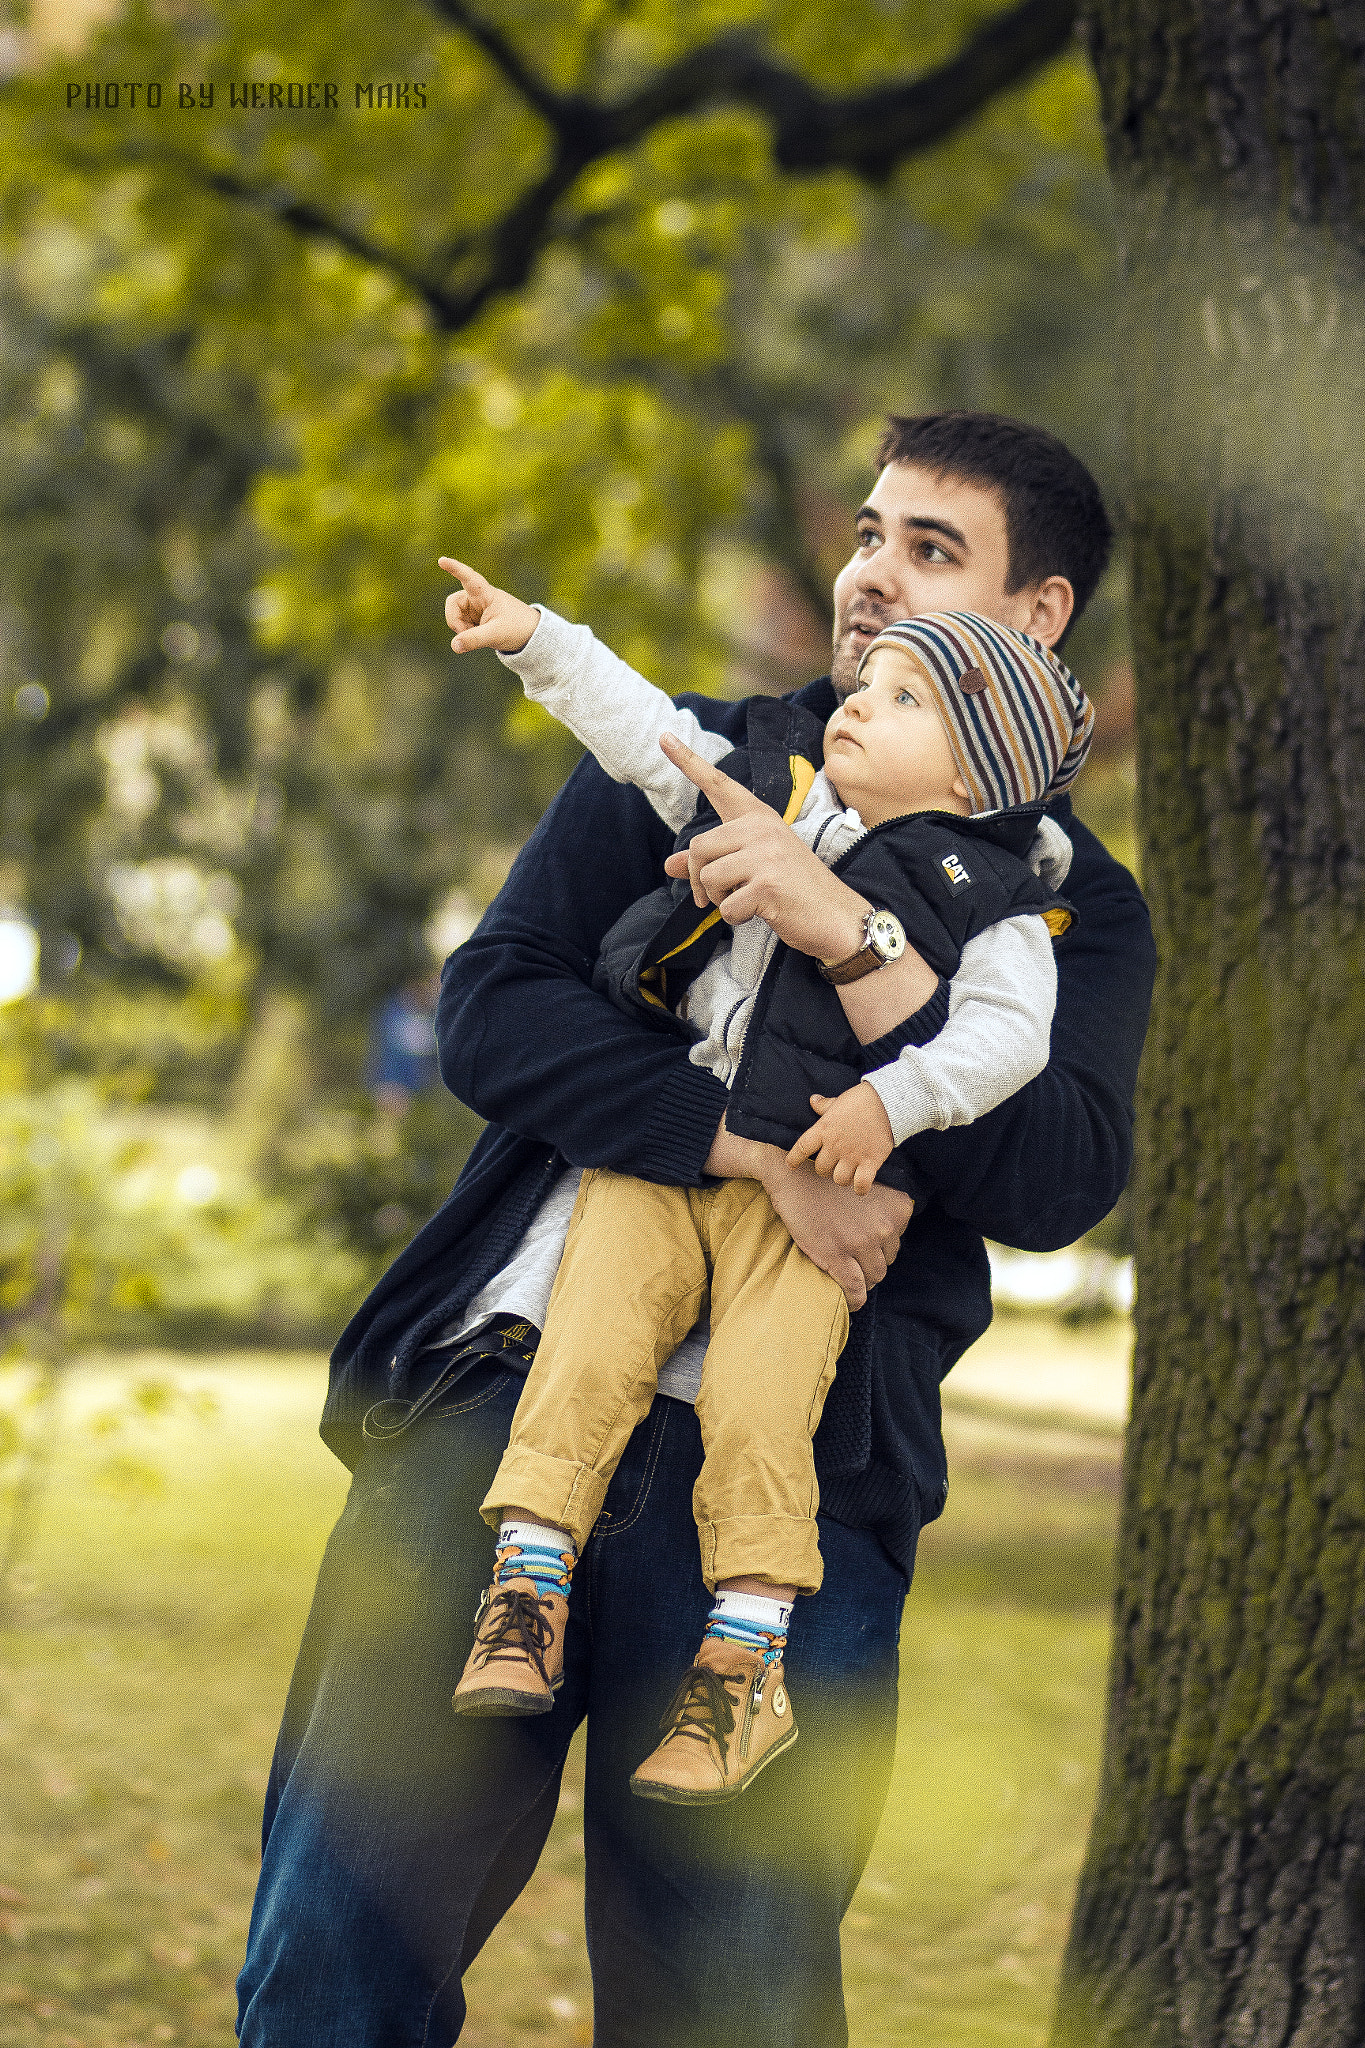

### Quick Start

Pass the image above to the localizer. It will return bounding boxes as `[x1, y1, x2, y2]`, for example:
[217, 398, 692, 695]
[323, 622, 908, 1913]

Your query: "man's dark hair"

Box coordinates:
[875, 411, 1114, 624]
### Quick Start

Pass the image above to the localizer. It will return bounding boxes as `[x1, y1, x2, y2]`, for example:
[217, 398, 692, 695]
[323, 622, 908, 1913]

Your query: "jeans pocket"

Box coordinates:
[593, 1397, 673, 1536]
[434, 1365, 517, 1418]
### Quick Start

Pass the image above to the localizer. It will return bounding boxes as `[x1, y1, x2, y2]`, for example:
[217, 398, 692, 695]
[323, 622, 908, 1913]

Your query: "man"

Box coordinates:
[237, 412, 1154, 2046]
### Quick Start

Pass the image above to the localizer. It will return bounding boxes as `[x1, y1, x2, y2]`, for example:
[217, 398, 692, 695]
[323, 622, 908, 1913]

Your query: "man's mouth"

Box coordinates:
[842, 614, 889, 648]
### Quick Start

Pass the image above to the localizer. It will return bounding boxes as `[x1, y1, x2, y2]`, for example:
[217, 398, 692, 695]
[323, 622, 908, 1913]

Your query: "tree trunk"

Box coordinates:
[1055, 3, 1365, 2043]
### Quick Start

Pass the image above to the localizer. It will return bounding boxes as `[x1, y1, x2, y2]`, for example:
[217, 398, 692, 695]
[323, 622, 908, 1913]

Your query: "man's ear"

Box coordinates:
[1022, 575, 1074, 648]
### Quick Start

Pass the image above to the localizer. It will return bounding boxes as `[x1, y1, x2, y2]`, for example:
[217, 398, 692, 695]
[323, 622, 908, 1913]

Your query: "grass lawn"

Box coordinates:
[0, 1339, 1122, 2047]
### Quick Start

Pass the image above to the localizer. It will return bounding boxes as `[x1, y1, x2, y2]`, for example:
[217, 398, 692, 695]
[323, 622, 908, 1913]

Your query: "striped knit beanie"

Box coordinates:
[857, 612, 1094, 815]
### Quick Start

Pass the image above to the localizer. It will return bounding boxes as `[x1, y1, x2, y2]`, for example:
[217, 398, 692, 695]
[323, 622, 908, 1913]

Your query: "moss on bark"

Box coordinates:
[1055, 2, 1365, 2042]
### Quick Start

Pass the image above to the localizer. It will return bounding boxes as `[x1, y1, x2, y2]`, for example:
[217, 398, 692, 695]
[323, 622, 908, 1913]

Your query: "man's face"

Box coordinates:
[829, 462, 1066, 699]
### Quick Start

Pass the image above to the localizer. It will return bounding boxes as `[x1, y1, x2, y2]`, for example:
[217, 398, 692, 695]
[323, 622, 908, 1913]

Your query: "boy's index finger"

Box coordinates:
[437, 556, 489, 598]
[657, 732, 766, 821]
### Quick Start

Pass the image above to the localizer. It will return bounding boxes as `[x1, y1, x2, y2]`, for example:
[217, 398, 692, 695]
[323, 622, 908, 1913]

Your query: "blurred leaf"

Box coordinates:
[92, 1452, 166, 1502]
[129, 1375, 174, 1416]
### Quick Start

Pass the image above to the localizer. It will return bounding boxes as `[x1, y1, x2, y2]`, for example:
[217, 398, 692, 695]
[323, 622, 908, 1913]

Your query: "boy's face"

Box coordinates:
[829, 462, 1074, 698]
[823, 644, 969, 828]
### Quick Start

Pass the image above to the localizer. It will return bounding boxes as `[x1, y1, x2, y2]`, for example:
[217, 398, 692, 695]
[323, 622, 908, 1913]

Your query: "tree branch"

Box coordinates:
[45, 135, 473, 328]
[433, 0, 1079, 319]
[194, 165, 472, 327]
[710, 366, 832, 626]
[424, 0, 569, 127]
[433, 0, 1080, 173]
[119, 0, 1080, 332]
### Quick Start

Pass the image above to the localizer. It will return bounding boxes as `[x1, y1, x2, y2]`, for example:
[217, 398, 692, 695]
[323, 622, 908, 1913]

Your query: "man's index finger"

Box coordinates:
[657, 731, 765, 821]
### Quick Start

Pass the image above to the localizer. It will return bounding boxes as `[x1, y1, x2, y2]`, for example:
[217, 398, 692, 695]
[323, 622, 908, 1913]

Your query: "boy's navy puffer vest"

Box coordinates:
[593, 697, 1074, 1191]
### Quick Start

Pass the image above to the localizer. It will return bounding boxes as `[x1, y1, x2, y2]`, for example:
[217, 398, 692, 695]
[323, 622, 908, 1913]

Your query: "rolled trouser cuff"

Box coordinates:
[480, 1448, 610, 1554]
[698, 1513, 824, 1597]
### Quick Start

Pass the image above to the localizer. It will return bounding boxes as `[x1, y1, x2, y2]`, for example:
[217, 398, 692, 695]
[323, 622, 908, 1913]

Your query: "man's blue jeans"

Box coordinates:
[236, 1358, 914, 2047]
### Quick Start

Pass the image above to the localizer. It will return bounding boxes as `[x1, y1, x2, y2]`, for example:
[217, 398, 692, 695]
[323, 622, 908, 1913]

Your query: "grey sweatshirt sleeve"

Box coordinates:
[864, 914, 1057, 1144]
[499, 607, 732, 833]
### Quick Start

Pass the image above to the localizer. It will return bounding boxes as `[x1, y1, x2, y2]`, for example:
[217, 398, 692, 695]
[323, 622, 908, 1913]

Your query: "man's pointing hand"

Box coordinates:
[659, 731, 870, 963]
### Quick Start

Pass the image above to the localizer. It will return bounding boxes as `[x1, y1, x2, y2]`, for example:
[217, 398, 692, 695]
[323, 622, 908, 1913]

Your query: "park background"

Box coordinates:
[0, 0, 1197, 2039]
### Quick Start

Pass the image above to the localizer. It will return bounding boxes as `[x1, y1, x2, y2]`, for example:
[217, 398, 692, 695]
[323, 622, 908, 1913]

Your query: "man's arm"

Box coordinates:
[648, 740, 1148, 1248]
[438, 748, 733, 1186]
[703, 1118, 911, 1307]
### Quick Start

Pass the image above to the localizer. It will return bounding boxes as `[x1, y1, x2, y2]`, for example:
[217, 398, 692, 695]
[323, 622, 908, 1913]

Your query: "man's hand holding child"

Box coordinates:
[786, 1083, 895, 1197]
[440, 558, 540, 655]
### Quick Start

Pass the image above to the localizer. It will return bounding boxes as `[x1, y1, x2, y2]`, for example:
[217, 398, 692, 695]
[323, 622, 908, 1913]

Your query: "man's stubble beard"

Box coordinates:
[829, 601, 902, 701]
[829, 634, 859, 700]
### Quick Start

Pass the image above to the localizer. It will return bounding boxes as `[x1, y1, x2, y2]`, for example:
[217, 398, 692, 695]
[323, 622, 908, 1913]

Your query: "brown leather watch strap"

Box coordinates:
[817, 943, 885, 986]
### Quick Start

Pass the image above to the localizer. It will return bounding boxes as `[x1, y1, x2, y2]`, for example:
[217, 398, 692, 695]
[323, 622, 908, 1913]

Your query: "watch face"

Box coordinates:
[867, 910, 906, 962]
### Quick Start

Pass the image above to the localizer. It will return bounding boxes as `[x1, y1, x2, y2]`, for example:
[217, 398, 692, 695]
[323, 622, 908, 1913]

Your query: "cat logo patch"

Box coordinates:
[940, 851, 973, 892]
[772, 1688, 788, 1717]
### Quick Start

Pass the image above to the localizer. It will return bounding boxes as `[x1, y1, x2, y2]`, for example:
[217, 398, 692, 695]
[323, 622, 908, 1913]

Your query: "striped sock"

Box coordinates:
[496, 1519, 576, 1597]
[705, 1589, 792, 1663]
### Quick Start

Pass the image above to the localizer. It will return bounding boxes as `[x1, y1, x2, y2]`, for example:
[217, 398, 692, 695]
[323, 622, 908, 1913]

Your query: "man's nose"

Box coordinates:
[854, 550, 900, 602]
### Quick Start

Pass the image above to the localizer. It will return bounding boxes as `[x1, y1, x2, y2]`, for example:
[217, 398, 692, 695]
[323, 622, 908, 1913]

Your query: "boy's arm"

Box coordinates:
[894, 810, 1154, 1250]
[442, 560, 732, 832]
[785, 915, 1055, 1194]
[501, 608, 735, 832]
[864, 915, 1056, 1139]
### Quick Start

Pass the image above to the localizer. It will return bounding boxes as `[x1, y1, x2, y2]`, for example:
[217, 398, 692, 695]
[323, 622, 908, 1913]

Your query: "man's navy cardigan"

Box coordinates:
[324, 676, 1155, 1574]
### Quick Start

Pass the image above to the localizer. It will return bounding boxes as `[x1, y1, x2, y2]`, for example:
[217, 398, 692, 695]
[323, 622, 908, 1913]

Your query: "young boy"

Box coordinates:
[439, 561, 1092, 1803]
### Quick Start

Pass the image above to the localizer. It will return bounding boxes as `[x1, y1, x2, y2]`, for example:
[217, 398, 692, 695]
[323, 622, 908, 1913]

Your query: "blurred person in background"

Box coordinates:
[368, 970, 443, 1115]
[237, 412, 1155, 2048]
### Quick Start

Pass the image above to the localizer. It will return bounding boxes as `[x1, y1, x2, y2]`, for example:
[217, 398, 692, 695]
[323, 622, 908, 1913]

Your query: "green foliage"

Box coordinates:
[264, 1087, 485, 1275]
[0, 1069, 366, 1352]
[1, 0, 1125, 1088]
[0, 1, 1134, 1360]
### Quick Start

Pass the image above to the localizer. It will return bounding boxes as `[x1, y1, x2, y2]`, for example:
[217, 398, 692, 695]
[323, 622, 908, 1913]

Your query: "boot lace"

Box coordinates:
[471, 1586, 557, 1687]
[657, 1663, 741, 1761]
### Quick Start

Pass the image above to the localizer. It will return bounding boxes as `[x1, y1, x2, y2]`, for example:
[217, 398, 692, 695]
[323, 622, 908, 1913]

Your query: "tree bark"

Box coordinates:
[1055, 2, 1365, 2043]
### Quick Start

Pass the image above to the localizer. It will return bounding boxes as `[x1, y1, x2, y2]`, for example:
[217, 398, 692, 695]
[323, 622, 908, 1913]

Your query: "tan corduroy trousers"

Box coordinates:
[480, 1168, 850, 1593]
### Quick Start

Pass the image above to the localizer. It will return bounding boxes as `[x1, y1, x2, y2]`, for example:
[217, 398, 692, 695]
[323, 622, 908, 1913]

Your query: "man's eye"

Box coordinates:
[921, 542, 951, 564]
[857, 528, 881, 551]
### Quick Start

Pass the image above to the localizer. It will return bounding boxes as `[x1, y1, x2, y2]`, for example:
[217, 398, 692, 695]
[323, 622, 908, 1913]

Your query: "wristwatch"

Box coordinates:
[817, 908, 907, 985]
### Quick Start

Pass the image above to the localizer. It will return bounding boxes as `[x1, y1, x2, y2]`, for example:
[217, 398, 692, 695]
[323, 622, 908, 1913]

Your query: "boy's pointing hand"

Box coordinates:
[439, 557, 540, 654]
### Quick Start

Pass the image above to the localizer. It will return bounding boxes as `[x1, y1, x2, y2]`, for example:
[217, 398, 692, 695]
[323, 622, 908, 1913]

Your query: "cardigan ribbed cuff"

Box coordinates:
[641, 1062, 732, 1186]
[856, 976, 950, 1069]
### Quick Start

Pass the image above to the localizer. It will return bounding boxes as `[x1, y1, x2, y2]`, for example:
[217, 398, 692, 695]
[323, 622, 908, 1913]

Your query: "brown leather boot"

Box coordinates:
[451, 1561, 572, 1717]
[629, 1634, 797, 1805]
